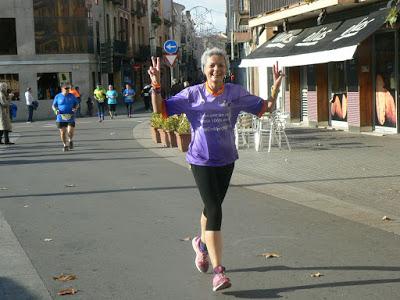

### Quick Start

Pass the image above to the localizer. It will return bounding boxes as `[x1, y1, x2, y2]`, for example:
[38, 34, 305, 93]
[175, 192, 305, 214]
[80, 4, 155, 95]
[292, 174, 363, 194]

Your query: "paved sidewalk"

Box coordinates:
[133, 119, 400, 236]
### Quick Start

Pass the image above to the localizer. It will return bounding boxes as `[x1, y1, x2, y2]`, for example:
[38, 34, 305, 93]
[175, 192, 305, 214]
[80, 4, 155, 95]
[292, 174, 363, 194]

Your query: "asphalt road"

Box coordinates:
[1, 115, 400, 300]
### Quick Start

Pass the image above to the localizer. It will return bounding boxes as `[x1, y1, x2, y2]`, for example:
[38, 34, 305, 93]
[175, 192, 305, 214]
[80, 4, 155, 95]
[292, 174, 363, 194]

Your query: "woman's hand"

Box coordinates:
[147, 57, 161, 86]
[273, 62, 284, 89]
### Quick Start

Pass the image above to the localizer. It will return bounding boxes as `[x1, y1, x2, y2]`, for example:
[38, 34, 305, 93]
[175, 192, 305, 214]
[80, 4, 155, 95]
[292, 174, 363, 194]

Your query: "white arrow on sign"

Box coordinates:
[166, 44, 177, 51]
[164, 54, 178, 67]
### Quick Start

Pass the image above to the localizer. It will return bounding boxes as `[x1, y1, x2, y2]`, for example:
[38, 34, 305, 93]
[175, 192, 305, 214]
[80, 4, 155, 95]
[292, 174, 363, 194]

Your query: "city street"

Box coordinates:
[1, 114, 400, 299]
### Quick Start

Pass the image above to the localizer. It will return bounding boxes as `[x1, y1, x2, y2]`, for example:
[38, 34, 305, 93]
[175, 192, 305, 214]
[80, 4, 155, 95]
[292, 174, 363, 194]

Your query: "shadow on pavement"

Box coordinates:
[0, 277, 42, 300]
[0, 185, 198, 199]
[223, 277, 400, 298]
[229, 265, 400, 273]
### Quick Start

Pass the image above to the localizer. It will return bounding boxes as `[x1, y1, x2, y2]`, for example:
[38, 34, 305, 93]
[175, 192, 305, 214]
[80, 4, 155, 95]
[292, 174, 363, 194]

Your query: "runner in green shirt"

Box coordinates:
[93, 84, 107, 122]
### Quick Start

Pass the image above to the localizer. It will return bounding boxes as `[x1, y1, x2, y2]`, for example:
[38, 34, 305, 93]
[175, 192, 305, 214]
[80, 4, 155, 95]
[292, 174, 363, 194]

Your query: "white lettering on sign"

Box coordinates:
[296, 27, 332, 47]
[333, 17, 375, 42]
[266, 32, 296, 49]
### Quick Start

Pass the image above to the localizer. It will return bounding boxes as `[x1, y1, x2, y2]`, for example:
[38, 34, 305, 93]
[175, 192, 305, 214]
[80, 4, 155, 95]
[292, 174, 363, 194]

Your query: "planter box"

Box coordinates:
[159, 129, 170, 147]
[166, 131, 177, 147]
[150, 126, 161, 143]
[175, 132, 191, 152]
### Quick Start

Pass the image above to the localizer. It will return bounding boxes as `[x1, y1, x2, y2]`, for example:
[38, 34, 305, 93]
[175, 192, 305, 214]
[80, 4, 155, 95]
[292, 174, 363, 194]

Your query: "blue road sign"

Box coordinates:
[163, 40, 178, 54]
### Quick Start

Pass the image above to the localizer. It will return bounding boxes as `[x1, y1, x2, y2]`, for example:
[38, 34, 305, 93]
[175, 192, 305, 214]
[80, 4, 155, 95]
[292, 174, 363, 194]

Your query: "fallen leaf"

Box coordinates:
[311, 272, 323, 277]
[23, 205, 30, 208]
[382, 216, 392, 221]
[179, 236, 191, 241]
[258, 252, 281, 259]
[53, 274, 77, 281]
[64, 184, 76, 188]
[57, 288, 78, 296]
[44, 238, 53, 242]
[0, 187, 8, 191]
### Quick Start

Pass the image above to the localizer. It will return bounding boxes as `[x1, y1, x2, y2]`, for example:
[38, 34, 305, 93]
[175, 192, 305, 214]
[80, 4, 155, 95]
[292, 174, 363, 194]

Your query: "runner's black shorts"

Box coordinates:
[108, 104, 116, 111]
[56, 122, 75, 129]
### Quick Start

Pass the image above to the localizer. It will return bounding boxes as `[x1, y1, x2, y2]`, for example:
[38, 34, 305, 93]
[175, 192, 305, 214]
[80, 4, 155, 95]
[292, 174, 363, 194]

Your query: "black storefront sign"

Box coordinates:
[242, 8, 390, 66]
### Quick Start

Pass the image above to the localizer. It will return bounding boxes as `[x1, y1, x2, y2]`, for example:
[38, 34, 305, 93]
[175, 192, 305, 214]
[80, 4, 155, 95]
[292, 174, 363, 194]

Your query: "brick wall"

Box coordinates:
[307, 91, 318, 122]
[347, 92, 360, 127]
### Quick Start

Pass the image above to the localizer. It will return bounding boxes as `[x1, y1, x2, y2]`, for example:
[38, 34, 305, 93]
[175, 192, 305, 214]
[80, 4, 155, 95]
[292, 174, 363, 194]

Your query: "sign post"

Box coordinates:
[163, 40, 179, 93]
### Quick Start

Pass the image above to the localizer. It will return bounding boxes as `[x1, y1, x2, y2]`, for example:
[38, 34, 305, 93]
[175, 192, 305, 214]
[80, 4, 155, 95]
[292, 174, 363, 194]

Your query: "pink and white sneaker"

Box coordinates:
[192, 236, 209, 273]
[212, 265, 231, 292]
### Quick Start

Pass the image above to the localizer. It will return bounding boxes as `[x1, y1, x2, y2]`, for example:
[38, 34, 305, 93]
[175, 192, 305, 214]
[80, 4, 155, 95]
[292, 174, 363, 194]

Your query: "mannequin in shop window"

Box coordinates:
[375, 74, 396, 127]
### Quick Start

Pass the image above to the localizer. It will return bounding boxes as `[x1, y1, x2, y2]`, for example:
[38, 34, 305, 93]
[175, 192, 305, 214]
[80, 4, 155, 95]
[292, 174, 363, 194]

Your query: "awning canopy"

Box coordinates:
[240, 8, 389, 68]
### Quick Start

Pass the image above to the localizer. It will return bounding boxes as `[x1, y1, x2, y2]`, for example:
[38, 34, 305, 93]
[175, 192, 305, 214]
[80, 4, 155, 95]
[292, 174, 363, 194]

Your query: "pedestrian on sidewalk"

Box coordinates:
[0, 82, 14, 145]
[123, 83, 135, 118]
[25, 87, 35, 123]
[148, 47, 284, 292]
[94, 84, 107, 122]
[141, 83, 152, 112]
[106, 84, 118, 119]
[52, 83, 79, 152]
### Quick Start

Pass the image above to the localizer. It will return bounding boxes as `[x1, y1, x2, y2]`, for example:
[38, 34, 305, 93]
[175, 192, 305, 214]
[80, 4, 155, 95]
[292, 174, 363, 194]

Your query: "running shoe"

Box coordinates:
[212, 265, 231, 292]
[69, 141, 74, 150]
[192, 236, 209, 273]
[63, 145, 69, 152]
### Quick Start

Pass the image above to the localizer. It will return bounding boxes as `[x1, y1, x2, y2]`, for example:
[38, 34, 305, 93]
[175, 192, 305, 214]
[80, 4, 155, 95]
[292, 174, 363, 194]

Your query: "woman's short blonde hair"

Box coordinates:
[200, 47, 229, 74]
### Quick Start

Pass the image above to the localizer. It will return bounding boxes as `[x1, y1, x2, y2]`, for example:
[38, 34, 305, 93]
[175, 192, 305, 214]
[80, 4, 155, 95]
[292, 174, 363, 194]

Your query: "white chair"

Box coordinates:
[234, 113, 257, 149]
[255, 111, 291, 152]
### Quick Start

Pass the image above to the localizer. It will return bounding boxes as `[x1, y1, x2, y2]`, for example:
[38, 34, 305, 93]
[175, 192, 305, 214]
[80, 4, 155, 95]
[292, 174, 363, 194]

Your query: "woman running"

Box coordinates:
[148, 47, 284, 292]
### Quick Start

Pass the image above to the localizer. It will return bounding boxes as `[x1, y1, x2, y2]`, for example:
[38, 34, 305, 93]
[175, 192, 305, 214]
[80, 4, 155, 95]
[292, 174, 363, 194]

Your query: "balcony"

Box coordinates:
[134, 45, 151, 62]
[131, 1, 147, 18]
[250, 0, 302, 17]
[113, 39, 128, 55]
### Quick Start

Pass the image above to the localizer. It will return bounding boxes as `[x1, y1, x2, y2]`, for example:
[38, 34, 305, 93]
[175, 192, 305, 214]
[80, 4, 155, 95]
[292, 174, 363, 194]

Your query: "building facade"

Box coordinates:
[242, 0, 399, 134]
[0, 0, 198, 121]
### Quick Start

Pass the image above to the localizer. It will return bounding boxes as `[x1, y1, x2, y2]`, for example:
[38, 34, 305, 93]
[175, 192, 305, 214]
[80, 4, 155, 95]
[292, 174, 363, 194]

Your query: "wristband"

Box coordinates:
[151, 82, 161, 89]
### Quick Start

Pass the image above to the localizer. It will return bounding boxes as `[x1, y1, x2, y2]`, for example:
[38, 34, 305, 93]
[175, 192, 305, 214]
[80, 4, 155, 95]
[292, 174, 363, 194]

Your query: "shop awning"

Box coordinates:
[240, 8, 389, 68]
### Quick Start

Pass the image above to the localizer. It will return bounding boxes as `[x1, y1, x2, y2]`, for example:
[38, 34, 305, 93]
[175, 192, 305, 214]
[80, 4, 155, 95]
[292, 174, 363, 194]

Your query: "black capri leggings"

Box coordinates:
[191, 163, 235, 231]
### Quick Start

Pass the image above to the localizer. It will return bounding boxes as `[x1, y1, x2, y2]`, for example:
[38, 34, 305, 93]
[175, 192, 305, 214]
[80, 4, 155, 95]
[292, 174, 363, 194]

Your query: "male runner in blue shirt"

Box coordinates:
[52, 83, 79, 152]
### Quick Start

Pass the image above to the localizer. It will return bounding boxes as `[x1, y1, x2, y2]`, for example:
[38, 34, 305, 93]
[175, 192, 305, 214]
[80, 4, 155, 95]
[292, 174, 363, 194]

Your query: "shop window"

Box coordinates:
[0, 74, 19, 100]
[307, 65, 316, 91]
[37, 72, 71, 100]
[346, 59, 358, 92]
[375, 32, 396, 128]
[329, 62, 347, 122]
[0, 19, 17, 55]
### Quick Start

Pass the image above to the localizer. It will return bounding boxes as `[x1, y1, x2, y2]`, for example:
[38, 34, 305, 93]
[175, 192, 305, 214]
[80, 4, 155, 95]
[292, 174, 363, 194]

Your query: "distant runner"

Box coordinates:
[52, 83, 79, 152]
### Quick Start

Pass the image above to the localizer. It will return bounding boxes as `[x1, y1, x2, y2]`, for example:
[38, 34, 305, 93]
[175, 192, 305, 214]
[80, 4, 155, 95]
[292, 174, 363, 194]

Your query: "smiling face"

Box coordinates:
[204, 55, 226, 87]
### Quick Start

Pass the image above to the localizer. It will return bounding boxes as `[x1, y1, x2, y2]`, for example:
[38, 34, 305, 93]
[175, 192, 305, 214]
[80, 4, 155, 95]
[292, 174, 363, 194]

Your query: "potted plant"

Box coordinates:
[150, 113, 162, 143]
[175, 114, 191, 152]
[162, 115, 179, 147]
